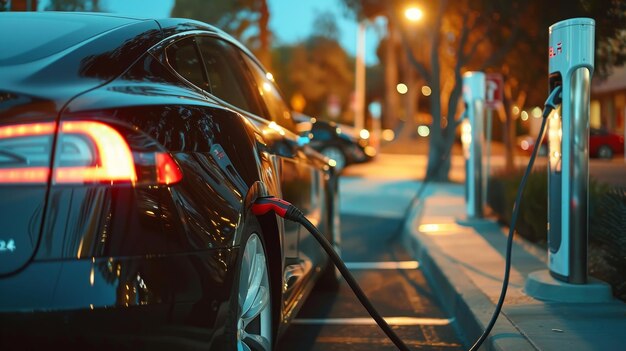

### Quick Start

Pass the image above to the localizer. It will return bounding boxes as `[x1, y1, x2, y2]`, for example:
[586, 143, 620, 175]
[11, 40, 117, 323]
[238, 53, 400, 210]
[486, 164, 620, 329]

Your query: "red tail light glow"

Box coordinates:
[0, 167, 50, 183]
[156, 152, 183, 185]
[54, 121, 136, 184]
[0, 121, 182, 186]
[0, 122, 56, 183]
[0, 122, 56, 138]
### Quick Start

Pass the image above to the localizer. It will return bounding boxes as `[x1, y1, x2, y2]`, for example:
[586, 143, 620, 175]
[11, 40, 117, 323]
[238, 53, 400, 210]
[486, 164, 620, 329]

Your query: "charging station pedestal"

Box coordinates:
[526, 18, 611, 302]
[461, 72, 485, 219]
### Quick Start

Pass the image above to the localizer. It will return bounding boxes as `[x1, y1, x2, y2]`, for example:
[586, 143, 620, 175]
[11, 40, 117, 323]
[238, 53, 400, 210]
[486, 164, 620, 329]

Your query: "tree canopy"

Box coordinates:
[171, 0, 272, 68]
[272, 12, 354, 123]
[342, 0, 626, 180]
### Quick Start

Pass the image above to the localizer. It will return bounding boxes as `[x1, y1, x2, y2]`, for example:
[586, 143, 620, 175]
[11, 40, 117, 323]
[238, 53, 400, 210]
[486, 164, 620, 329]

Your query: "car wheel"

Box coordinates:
[231, 229, 272, 351]
[321, 146, 347, 171]
[597, 145, 613, 159]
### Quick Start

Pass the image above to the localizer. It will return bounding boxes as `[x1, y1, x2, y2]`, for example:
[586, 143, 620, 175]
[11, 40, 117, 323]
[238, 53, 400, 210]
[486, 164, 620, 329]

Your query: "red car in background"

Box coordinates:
[518, 128, 625, 159]
[589, 128, 625, 159]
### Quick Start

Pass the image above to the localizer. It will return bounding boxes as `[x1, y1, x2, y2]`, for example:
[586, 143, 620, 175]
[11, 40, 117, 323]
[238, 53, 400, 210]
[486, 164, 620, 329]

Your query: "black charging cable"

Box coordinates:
[251, 197, 412, 351]
[468, 85, 562, 351]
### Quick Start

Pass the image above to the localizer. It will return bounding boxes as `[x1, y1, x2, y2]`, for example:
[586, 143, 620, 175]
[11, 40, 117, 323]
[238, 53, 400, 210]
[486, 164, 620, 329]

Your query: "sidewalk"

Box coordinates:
[402, 183, 626, 351]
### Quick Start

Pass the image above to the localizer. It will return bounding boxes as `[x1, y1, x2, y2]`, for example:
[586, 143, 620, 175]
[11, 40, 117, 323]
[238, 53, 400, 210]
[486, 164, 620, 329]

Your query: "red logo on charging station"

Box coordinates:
[549, 42, 563, 58]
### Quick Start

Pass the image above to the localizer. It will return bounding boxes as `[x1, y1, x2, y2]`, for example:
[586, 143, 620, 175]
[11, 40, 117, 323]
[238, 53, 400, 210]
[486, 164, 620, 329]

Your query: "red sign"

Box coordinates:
[485, 73, 503, 109]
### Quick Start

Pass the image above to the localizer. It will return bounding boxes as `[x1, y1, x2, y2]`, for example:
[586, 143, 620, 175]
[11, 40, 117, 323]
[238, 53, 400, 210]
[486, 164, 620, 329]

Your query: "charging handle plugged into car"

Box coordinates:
[251, 85, 562, 351]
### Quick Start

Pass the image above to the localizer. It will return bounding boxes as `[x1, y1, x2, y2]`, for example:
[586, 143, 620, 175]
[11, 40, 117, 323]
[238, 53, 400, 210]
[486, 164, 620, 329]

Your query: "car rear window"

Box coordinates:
[165, 37, 210, 91]
[0, 14, 133, 65]
[196, 37, 259, 114]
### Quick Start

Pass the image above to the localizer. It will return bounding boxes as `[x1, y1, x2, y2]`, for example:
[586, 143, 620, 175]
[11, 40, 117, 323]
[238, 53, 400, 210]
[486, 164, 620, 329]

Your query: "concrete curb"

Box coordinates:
[402, 197, 536, 351]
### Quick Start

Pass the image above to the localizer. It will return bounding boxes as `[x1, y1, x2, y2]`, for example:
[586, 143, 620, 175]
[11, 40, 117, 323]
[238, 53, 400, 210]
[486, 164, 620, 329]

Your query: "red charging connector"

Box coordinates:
[251, 196, 297, 219]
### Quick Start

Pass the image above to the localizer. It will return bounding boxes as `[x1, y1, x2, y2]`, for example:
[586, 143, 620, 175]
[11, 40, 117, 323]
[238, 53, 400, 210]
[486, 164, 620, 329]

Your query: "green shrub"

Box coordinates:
[589, 188, 626, 300]
[487, 169, 610, 245]
[487, 169, 548, 244]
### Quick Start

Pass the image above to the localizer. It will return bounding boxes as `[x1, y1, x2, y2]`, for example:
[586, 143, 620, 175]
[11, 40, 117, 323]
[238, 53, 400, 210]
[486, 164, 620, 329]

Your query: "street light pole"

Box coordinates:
[398, 5, 423, 137]
[354, 21, 366, 133]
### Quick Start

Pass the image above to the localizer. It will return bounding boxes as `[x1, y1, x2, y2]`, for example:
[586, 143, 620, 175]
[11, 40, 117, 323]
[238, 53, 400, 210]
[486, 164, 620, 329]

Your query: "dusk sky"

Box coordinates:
[38, 0, 384, 65]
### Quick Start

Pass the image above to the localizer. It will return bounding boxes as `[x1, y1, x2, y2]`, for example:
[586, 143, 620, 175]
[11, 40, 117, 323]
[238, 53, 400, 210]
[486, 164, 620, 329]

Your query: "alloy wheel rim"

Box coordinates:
[598, 146, 612, 159]
[237, 233, 272, 351]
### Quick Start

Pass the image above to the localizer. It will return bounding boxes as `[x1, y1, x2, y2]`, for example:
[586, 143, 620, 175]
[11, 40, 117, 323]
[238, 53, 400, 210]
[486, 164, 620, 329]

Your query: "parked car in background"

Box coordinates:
[0, 12, 340, 350]
[518, 128, 624, 159]
[590, 128, 624, 159]
[294, 112, 376, 171]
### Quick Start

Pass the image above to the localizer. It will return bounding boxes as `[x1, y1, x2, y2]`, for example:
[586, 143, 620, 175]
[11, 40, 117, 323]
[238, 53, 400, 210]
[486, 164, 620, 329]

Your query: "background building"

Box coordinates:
[591, 65, 626, 135]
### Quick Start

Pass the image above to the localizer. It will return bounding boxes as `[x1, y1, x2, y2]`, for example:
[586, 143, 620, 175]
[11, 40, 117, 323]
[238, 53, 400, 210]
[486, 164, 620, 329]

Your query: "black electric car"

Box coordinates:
[0, 12, 340, 350]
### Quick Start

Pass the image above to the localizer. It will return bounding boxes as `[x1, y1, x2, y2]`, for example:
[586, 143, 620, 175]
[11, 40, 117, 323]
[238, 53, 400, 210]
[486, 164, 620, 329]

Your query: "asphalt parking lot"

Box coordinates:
[277, 172, 464, 351]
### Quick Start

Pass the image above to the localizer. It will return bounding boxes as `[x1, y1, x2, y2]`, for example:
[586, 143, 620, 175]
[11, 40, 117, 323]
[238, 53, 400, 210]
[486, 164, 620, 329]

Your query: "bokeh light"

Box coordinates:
[417, 125, 430, 137]
[521, 111, 529, 121]
[396, 83, 408, 95]
[382, 129, 395, 141]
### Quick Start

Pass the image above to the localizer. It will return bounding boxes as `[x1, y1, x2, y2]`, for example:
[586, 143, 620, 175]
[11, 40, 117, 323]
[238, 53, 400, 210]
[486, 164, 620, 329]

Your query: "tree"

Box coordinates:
[288, 37, 354, 122]
[313, 10, 341, 41]
[343, 0, 626, 181]
[270, 12, 354, 123]
[171, 0, 272, 69]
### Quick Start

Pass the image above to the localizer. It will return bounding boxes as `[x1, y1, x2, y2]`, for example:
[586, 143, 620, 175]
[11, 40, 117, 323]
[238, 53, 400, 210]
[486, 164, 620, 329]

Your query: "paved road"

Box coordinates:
[276, 171, 464, 350]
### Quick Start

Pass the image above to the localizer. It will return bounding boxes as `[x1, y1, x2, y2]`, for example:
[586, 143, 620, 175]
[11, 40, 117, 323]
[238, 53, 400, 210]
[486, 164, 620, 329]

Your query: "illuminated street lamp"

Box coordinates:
[404, 6, 424, 22]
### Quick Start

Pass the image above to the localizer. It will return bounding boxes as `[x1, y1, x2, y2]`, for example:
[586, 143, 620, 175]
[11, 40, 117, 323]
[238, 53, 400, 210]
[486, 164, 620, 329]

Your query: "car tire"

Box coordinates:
[321, 146, 347, 172]
[224, 220, 273, 351]
[597, 145, 613, 159]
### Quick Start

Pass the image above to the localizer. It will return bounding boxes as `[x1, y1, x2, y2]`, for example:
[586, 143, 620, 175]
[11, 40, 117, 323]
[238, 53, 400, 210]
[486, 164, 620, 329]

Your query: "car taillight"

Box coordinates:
[156, 152, 183, 185]
[54, 121, 137, 184]
[0, 121, 182, 186]
[0, 122, 55, 184]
